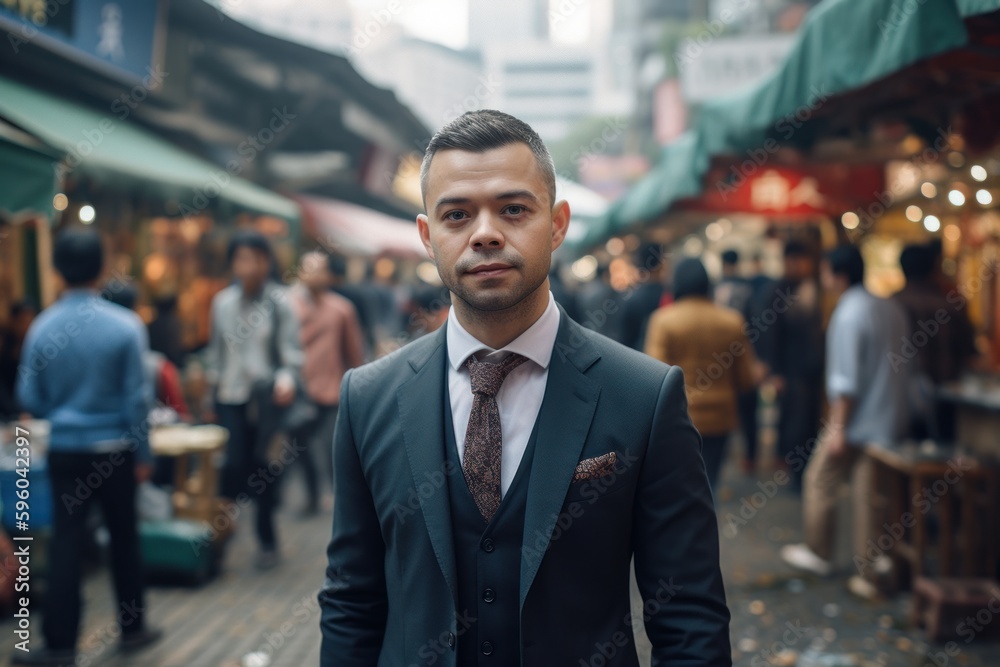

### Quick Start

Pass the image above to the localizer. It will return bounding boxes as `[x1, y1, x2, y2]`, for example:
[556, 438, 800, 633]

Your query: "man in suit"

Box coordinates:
[318, 110, 730, 666]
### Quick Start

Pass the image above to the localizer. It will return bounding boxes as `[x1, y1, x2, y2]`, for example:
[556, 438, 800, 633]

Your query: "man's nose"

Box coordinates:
[469, 213, 504, 249]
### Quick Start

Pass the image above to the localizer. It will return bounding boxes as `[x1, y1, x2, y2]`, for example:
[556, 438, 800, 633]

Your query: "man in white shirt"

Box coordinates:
[782, 244, 912, 597]
[318, 110, 730, 666]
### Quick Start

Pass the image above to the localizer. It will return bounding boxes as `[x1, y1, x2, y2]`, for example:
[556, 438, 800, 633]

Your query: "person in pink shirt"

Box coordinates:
[289, 251, 366, 514]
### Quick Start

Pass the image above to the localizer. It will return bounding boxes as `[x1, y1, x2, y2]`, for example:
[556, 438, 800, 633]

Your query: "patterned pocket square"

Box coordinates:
[572, 451, 618, 482]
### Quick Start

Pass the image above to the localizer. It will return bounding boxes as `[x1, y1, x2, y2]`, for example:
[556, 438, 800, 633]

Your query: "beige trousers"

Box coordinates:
[803, 437, 874, 565]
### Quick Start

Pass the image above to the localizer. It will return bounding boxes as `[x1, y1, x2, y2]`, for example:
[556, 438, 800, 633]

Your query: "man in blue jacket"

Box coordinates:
[15, 229, 160, 666]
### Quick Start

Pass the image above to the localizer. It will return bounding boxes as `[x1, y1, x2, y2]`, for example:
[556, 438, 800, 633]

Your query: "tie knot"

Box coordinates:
[466, 352, 528, 397]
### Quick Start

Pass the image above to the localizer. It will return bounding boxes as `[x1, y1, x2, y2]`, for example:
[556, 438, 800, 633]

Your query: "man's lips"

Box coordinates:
[467, 263, 513, 277]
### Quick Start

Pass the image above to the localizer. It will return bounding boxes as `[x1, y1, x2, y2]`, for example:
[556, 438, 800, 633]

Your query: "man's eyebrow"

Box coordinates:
[495, 190, 539, 202]
[433, 190, 541, 211]
[434, 196, 472, 210]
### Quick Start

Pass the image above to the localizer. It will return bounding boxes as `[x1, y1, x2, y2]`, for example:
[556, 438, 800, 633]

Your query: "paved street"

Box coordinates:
[2, 448, 998, 666]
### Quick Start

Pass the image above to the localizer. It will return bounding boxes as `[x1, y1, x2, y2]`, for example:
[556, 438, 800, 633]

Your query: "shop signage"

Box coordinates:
[678, 34, 795, 103]
[1, 0, 162, 82]
[686, 163, 887, 216]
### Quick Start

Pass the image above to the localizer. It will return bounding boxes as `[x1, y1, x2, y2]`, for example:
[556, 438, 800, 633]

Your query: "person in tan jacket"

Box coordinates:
[645, 257, 759, 497]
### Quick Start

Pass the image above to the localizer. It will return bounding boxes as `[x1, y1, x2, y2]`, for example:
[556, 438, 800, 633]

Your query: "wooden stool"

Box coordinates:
[911, 576, 1000, 642]
[866, 444, 999, 594]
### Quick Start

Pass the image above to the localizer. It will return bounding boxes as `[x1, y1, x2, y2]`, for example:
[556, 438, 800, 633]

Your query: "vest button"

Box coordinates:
[483, 588, 495, 603]
[481, 538, 495, 553]
[447, 632, 455, 648]
[481, 641, 494, 655]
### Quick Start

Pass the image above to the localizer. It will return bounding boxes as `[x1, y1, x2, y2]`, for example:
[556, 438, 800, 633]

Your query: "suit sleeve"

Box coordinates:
[633, 366, 732, 666]
[319, 369, 388, 666]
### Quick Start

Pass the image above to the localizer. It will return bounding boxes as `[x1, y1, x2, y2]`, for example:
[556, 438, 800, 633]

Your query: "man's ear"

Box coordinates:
[417, 214, 435, 260]
[550, 199, 570, 252]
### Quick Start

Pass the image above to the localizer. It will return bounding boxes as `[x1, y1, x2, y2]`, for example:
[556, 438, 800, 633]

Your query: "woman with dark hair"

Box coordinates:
[644, 257, 759, 498]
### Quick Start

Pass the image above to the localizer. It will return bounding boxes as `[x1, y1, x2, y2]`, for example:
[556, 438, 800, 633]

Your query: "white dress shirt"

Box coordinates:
[447, 292, 561, 497]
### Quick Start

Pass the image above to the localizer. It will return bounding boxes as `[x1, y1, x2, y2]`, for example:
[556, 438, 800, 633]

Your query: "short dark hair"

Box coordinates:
[154, 294, 178, 313]
[783, 239, 810, 258]
[327, 253, 347, 279]
[721, 249, 740, 266]
[825, 244, 865, 286]
[103, 282, 137, 311]
[673, 258, 711, 301]
[226, 230, 273, 266]
[420, 110, 556, 207]
[899, 244, 935, 282]
[636, 243, 663, 271]
[53, 229, 103, 286]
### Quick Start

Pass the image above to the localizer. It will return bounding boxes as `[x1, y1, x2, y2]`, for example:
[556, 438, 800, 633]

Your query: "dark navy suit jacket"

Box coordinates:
[319, 307, 731, 666]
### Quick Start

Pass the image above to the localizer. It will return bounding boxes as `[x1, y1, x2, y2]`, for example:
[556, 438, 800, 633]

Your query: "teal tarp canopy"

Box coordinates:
[0, 76, 300, 224]
[0, 135, 60, 220]
[579, 0, 1000, 250]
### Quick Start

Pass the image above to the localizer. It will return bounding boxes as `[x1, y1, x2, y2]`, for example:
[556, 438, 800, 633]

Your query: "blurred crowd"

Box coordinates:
[0, 226, 985, 661]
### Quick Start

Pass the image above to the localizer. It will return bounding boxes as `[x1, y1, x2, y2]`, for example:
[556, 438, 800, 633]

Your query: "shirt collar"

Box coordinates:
[843, 284, 869, 299]
[447, 291, 560, 371]
[61, 288, 98, 300]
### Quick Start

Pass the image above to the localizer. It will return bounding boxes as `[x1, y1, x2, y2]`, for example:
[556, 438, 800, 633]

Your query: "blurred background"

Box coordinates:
[2, 0, 1000, 665]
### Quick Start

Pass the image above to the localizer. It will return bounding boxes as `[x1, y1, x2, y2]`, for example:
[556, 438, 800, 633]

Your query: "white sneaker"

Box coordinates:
[780, 543, 834, 577]
[847, 575, 879, 600]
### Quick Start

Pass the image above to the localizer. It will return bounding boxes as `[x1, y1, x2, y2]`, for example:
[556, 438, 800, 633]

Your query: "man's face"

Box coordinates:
[784, 255, 813, 282]
[820, 260, 839, 292]
[417, 143, 569, 313]
[298, 252, 331, 291]
[231, 246, 270, 291]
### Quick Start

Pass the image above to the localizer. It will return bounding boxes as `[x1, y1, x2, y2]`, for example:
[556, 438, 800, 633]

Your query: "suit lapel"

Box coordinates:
[397, 326, 459, 605]
[520, 313, 601, 609]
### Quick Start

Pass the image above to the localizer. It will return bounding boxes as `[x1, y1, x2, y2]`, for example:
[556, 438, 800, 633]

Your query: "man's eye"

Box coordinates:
[504, 205, 526, 215]
[445, 211, 467, 221]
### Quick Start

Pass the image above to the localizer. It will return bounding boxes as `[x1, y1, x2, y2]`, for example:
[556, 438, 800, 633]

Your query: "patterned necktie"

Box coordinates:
[463, 352, 529, 522]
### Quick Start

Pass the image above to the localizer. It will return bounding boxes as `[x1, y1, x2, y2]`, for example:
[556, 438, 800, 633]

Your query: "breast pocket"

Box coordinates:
[562, 450, 635, 506]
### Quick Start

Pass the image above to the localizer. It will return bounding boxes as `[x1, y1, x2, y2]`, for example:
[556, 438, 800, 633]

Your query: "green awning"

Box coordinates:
[958, 0, 1000, 16]
[0, 76, 300, 223]
[0, 135, 60, 220]
[578, 0, 999, 249]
